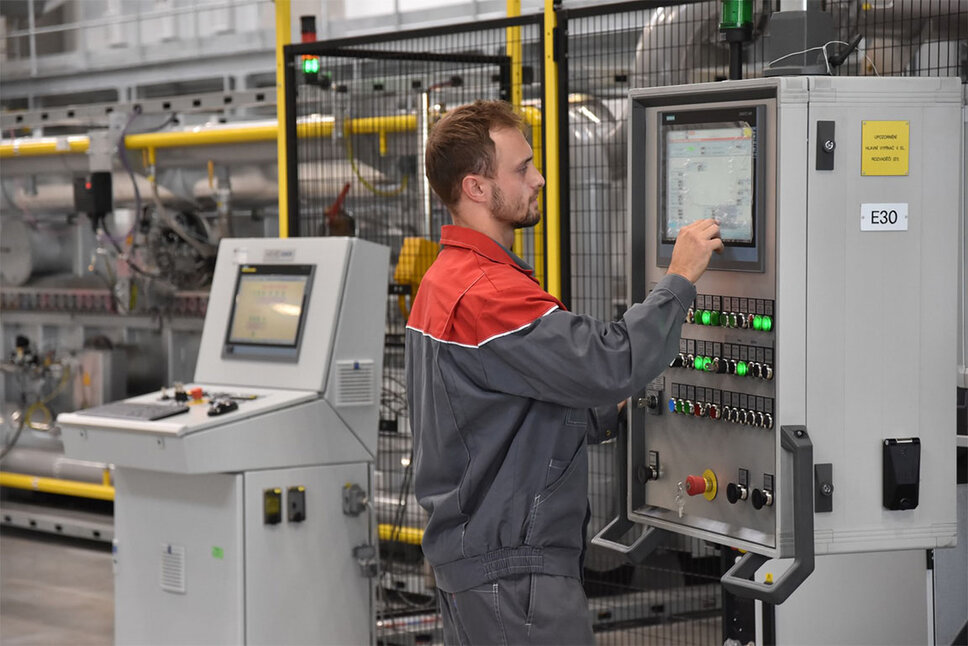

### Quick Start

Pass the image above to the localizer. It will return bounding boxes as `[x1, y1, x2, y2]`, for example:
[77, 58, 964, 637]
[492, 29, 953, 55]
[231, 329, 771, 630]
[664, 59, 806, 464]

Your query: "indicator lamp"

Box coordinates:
[761, 315, 773, 331]
[701, 310, 711, 325]
[735, 361, 748, 377]
[302, 57, 320, 74]
[752, 315, 763, 330]
[710, 311, 720, 326]
[693, 356, 705, 370]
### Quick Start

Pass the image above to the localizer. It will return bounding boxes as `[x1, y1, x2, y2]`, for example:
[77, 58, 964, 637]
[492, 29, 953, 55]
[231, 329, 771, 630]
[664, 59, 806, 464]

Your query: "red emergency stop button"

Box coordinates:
[684, 469, 718, 501]
[685, 475, 708, 496]
[189, 387, 204, 401]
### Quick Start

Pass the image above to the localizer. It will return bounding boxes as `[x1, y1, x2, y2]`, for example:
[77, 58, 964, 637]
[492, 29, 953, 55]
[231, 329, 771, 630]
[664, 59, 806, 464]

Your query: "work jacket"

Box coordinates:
[406, 225, 695, 592]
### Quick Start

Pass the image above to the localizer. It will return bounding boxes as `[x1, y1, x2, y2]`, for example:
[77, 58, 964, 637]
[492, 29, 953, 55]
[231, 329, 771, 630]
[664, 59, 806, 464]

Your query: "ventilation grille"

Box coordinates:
[336, 360, 375, 406]
[160, 543, 186, 594]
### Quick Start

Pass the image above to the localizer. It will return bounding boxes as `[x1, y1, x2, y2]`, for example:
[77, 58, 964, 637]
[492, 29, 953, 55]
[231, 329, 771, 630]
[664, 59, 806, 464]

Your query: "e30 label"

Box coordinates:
[860, 203, 908, 231]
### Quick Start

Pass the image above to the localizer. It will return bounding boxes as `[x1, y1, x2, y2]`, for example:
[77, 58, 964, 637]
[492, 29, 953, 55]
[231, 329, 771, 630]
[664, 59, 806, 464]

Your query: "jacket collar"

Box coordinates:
[439, 225, 535, 277]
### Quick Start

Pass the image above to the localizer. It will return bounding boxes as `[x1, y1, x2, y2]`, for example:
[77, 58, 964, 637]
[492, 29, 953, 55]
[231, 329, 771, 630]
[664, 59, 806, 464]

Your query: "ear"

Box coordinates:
[460, 174, 489, 205]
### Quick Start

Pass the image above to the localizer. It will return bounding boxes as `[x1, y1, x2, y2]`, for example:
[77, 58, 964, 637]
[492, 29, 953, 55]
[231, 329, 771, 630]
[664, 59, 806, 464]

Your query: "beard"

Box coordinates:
[491, 184, 541, 229]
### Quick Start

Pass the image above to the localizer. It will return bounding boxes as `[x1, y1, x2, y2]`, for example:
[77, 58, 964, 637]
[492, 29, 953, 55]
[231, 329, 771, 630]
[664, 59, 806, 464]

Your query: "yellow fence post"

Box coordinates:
[542, 0, 561, 299]
[275, 0, 291, 238]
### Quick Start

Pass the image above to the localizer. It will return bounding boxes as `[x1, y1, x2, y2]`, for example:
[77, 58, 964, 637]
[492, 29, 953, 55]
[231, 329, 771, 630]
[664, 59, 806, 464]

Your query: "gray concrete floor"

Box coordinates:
[0, 528, 113, 645]
[0, 526, 719, 645]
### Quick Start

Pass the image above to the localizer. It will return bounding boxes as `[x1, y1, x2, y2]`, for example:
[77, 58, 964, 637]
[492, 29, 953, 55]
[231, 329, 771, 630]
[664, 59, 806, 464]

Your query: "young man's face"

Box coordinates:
[487, 126, 545, 230]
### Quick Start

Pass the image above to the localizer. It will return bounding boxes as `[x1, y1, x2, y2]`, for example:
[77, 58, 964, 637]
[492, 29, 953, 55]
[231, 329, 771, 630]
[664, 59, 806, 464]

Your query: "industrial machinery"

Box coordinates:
[57, 236, 389, 645]
[594, 75, 962, 644]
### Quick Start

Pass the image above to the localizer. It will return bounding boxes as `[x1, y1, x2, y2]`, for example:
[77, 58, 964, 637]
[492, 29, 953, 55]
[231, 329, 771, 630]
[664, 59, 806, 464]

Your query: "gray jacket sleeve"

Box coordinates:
[478, 273, 695, 409]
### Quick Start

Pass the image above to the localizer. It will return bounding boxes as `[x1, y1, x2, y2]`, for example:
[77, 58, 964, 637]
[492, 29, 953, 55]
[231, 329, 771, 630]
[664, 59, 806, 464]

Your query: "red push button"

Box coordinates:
[685, 475, 708, 496]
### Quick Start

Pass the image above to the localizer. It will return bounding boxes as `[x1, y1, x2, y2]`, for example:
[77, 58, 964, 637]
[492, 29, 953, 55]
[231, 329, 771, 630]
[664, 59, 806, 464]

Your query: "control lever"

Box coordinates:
[721, 426, 815, 605]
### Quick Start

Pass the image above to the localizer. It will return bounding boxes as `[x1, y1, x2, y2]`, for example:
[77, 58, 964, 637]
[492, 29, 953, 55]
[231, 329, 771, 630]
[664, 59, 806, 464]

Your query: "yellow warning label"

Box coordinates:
[861, 120, 909, 176]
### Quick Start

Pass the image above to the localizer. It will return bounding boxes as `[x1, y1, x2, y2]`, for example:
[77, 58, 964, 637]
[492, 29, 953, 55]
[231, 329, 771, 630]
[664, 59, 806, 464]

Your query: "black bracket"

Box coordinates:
[816, 121, 835, 171]
[814, 463, 834, 513]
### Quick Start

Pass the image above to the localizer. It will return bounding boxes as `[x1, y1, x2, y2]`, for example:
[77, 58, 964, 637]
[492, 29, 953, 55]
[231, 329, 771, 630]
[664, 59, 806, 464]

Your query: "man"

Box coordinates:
[406, 100, 722, 645]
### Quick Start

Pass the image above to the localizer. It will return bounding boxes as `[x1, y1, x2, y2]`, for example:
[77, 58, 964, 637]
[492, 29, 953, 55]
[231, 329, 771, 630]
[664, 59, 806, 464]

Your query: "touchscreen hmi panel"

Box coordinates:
[663, 122, 754, 244]
[222, 264, 315, 361]
[653, 105, 765, 272]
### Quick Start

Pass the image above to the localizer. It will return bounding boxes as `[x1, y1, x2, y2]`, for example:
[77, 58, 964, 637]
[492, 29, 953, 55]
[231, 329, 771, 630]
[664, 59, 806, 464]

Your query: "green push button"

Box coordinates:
[752, 315, 763, 331]
[693, 356, 705, 370]
[735, 361, 748, 377]
[762, 315, 773, 331]
[701, 310, 711, 325]
[710, 311, 720, 326]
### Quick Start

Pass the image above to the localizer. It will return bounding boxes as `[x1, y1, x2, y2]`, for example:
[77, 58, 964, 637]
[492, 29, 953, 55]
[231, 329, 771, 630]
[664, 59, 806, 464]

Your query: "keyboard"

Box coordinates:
[74, 402, 190, 421]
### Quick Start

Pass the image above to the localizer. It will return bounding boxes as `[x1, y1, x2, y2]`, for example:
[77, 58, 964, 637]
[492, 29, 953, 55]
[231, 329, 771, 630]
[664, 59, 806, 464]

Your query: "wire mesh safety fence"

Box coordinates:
[285, 2, 966, 644]
[284, 16, 546, 644]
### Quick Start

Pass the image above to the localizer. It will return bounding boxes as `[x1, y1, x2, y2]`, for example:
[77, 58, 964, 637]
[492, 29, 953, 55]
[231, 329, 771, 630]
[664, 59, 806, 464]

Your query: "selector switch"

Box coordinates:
[751, 488, 774, 509]
[726, 482, 748, 504]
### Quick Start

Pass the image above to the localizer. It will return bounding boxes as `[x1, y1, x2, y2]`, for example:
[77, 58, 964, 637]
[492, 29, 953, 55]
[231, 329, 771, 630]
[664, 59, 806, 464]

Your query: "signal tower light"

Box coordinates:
[300, 15, 320, 78]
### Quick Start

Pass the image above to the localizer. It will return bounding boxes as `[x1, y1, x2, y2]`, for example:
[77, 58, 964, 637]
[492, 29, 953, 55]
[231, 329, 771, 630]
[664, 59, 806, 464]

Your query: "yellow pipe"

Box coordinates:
[0, 116, 419, 159]
[126, 125, 280, 149]
[378, 523, 424, 545]
[543, 0, 562, 300]
[275, 0, 291, 237]
[0, 472, 114, 502]
[0, 136, 89, 158]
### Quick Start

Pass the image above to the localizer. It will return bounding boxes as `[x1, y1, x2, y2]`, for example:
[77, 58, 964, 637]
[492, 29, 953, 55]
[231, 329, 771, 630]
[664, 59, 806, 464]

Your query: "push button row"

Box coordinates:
[667, 398, 774, 428]
[670, 353, 774, 380]
[687, 308, 773, 332]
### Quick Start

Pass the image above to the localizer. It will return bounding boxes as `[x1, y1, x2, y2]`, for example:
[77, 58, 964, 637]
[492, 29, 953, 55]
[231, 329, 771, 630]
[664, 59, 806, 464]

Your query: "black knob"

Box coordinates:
[751, 488, 773, 510]
[751, 488, 767, 510]
[726, 483, 746, 504]
[671, 353, 685, 368]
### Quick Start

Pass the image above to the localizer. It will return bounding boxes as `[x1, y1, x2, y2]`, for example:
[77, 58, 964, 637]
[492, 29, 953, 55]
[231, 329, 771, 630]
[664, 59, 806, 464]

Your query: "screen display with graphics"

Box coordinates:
[659, 107, 760, 249]
[663, 123, 754, 243]
[223, 264, 314, 361]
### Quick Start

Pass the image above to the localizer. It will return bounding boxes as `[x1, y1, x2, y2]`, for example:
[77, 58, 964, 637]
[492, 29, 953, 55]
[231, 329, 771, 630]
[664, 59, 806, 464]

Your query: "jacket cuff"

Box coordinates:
[655, 272, 697, 313]
[588, 402, 621, 444]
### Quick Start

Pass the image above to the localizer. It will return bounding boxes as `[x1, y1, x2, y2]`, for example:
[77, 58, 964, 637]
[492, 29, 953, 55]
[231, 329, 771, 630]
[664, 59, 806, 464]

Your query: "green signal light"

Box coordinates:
[694, 356, 705, 370]
[701, 310, 711, 325]
[702, 357, 713, 372]
[710, 311, 720, 326]
[752, 315, 763, 331]
[736, 361, 748, 377]
[762, 316, 773, 332]
[302, 57, 320, 74]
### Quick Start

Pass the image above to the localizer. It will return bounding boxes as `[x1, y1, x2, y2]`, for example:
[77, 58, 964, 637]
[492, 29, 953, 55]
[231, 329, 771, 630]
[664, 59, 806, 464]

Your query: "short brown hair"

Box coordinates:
[425, 100, 525, 209]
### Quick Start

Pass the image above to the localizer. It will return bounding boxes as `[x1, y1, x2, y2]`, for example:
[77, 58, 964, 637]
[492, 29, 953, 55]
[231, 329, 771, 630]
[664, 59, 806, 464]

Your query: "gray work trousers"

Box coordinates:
[436, 573, 594, 646]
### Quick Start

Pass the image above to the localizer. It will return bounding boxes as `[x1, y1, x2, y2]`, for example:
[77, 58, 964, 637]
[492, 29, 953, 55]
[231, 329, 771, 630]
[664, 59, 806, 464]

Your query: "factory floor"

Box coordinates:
[0, 528, 113, 645]
[0, 527, 718, 646]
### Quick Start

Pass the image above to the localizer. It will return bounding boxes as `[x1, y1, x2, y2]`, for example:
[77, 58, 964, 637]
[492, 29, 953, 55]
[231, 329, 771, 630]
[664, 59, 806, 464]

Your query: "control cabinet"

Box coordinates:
[625, 77, 960, 565]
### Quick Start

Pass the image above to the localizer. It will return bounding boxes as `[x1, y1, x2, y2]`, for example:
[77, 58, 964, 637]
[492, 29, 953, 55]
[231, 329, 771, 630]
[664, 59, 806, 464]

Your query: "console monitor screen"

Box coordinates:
[223, 264, 315, 361]
[660, 108, 758, 246]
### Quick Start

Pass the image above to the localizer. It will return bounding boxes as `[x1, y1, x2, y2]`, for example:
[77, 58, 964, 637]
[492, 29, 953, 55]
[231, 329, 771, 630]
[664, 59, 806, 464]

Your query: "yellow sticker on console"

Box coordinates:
[861, 120, 909, 176]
